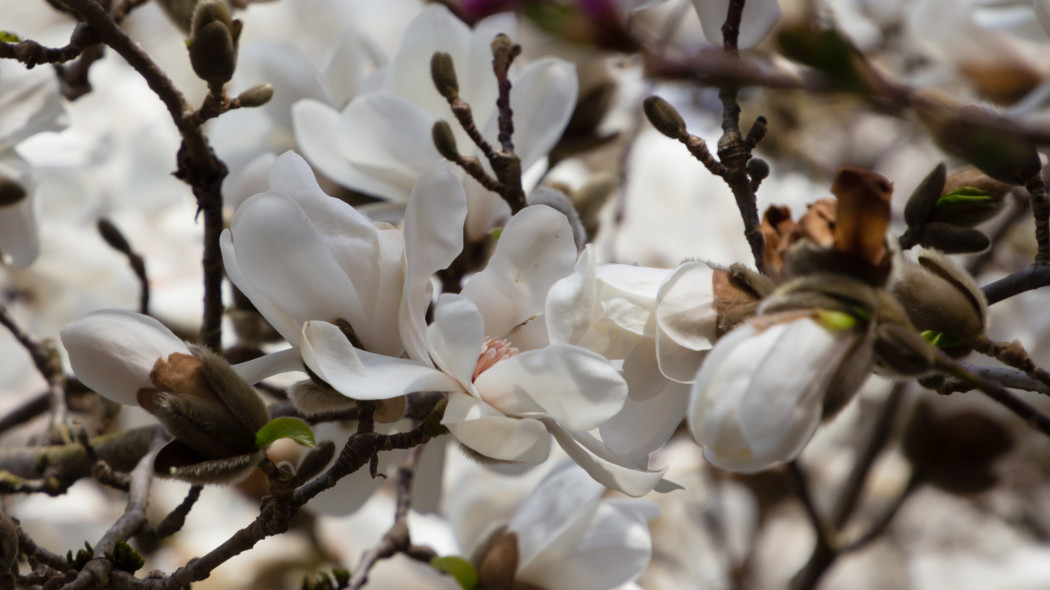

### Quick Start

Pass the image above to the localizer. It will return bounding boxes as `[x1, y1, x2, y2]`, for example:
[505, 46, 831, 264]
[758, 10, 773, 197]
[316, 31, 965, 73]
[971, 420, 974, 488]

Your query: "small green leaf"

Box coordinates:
[255, 417, 316, 449]
[432, 556, 477, 590]
[0, 31, 20, 43]
[935, 187, 994, 208]
[489, 227, 503, 240]
[816, 309, 857, 332]
[920, 330, 966, 349]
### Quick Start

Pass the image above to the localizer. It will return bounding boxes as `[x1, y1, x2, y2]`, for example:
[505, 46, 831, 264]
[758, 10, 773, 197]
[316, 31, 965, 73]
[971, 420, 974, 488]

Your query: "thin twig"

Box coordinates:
[0, 304, 68, 437]
[1026, 174, 1050, 265]
[937, 353, 1050, 438]
[0, 23, 97, 68]
[929, 364, 1050, 395]
[97, 218, 150, 315]
[139, 485, 203, 542]
[982, 264, 1050, 304]
[973, 336, 1050, 389]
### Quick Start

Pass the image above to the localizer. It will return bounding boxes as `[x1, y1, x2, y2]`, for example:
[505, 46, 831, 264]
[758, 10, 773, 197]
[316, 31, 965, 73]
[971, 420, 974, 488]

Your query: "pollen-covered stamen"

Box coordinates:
[473, 336, 519, 382]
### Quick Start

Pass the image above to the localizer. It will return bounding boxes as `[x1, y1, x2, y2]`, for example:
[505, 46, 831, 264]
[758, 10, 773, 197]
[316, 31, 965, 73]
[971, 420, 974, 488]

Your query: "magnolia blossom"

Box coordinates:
[60, 309, 299, 405]
[299, 177, 669, 495]
[689, 309, 869, 473]
[0, 71, 66, 267]
[221, 150, 407, 358]
[691, 0, 782, 49]
[292, 4, 578, 238]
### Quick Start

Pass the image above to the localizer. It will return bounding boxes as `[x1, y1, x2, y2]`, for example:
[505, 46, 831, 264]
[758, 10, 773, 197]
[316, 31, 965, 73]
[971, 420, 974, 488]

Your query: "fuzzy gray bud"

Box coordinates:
[188, 0, 238, 86]
[236, 83, 274, 107]
[431, 52, 459, 101]
[432, 120, 461, 162]
[747, 157, 770, 181]
[643, 96, 686, 139]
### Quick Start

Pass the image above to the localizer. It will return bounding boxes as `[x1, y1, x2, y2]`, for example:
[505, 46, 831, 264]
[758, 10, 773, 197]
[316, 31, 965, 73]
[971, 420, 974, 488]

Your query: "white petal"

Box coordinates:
[461, 205, 577, 350]
[475, 343, 628, 431]
[301, 321, 459, 400]
[655, 261, 718, 382]
[509, 462, 604, 574]
[292, 99, 369, 190]
[321, 26, 385, 108]
[691, 0, 782, 49]
[596, 263, 672, 337]
[387, 4, 473, 120]
[428, 294, 485, 391]
[335, 92, 441, 200]
[229, 192, 367, 336]
[400, 162, 467, 365]
[507, 58, 578, 170]
[60, 310, 190, 406]
[546, 245, 598, 346]
[442, 393, 550, 463]
[231, 41, 329, 134]
[519, 501, 654, 590]
[0, 75, 66, 146]
[232, 347, 304, 384]
[535, 417, 675, 497]
[600, 377, 690, 466]
[221, 228, 302, 345]
[464, 12, 518, 125]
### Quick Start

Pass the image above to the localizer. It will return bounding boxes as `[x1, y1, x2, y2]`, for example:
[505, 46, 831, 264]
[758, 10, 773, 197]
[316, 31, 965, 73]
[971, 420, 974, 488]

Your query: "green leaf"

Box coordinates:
[816, 309, 857, 332]
[255, 417, 316, 449]
[0, 31, 20, 43]
[489, 227, 503, 240]
[431, 556, 477, 590]
[920, 330, 966, 349]
[935, 187, 994, 208]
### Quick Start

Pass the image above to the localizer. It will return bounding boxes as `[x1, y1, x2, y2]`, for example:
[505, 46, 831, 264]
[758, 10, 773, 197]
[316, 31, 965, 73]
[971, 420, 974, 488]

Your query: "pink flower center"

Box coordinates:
[473, 336, 519, 382]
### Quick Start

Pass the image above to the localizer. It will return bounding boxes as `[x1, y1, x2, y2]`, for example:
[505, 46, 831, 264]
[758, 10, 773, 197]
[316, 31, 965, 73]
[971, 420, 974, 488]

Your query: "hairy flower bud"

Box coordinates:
[643, 96, 686, 139]
[911, 221, 990, 254]
[431, 51, 460, 101]
[236, 83, 274, 108]
[930, 167, 1010, 227]
[432, 120, 461, 162]
[903, 162, 946, 228]
[188, 0, 239, 86]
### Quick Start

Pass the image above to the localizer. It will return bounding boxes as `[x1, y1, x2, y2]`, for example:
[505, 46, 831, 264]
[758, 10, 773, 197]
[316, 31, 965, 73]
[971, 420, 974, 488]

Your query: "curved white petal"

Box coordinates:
[301, 321, 459, 400]
[428, 294, 485, 391]
[546, 245, 597, 346]
[655, 261, 718, 382]
[221, 228, 302, 345]
[292, 99, 369, 190]
[60, 310, 190, 406]
[321, 26, 385, 108]
[443, 393, 550, 464]
[691, 0, 782, 49]
[519, 500, 654, 590]
[231, 347, 304, 384]
[0, 75, 66, 146]
[387, 4, 473, 120]
[475, 343, 627, 431]
[229, 191, 367, 336]
[600, 377, 690, 466]
[461, 205, 577, 350]
[336, 92, 441, 201]
[231, 41, 329, 134]
[596, 263, 672, 337]
[507, 58, 578, 170]
[509, 462, 604, 574]
[536, 416, 674, 497]
[400, 162, 467, 365]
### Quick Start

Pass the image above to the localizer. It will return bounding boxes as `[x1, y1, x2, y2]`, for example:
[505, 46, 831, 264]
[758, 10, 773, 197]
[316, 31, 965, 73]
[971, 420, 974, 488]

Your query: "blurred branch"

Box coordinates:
[937, 353, 1050, 438]
[983, 265, 1050, 305]
[98, 218, 150, 316]
[0, 23, 97, 68]
[0, 304, 69, 438]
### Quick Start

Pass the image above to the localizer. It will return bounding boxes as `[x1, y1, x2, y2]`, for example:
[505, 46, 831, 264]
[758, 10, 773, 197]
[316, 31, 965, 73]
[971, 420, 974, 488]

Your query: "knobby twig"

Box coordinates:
[1027, 174, 1050, 265]
[973, 336, 1050, 390]
[139, 485, 203, 542]
[62, 0, 227, 350]
[0, 304, 68, 438]
[982, 265, 1050, 305]
[0, 23, 97, 68]
[936, 353, 1050, 438]
[349, 445, 435, 589]
[929, 364, 1050, 395]
[98, 218, 150, 315]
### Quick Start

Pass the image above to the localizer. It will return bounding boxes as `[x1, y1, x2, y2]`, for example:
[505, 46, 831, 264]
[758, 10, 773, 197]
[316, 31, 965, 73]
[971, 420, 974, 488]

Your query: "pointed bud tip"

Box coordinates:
[430, 52, 459, 101]
[236, 83, 274, 108]
[643, 96, 686, 139]
[432, 120, 460, 162]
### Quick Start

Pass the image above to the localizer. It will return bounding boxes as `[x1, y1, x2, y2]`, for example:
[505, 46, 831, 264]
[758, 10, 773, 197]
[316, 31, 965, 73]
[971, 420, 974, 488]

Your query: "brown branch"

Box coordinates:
[0, 23, 97, 68]
[927, 364, 1050, 395]
[936, 353, 1050, 438]
[349, 445, 435, 590]
[0, 304, 68, 438]
[97, 218, 150, 315]
[139, 485, 203, 542]
[973, 336, 1050, 390]
[1027, 175, 1050, 265]
[982, 265, 1050, 304]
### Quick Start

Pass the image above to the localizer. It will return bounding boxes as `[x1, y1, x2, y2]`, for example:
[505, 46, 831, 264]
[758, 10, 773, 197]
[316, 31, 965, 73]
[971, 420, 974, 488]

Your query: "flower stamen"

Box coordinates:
[474, 336, 519, 382]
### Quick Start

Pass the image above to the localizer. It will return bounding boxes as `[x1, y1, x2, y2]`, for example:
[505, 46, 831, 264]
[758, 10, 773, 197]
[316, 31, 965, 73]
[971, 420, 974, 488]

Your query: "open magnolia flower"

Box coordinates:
[301, 192, 670, 496]
[292, 4, 577, 238]
[60, 310, 299, 483]
[689, 307, 873, 474]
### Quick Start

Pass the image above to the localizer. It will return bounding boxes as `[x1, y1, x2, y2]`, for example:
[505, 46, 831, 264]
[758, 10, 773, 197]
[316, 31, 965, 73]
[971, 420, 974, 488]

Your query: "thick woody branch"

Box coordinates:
[0, 23, 97, 68]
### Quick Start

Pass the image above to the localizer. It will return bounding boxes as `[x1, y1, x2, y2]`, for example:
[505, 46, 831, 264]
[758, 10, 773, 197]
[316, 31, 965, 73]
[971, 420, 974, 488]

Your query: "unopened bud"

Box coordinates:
[374, 396, 406, 423]
[188, 0, 238, 85]
[928, 167, 1010, 227]
[236, 83, 274, 108]
[294, 439, 336, 485]
[747, 157, 770, 181]
[927, 105, 1041, 186]
[643, 96, 686, 139]
[288, 379, 355, 417]
[97, 218, 131, 253]
[490, 33, 521, 60]
[432, 120, 460, 162]
[873, 322, 935, 376]
[431, 52, 459, 101]
[0, 176, 26, 206]
[913, 221, 990, 254]
[476, 529, 519, 590]
[892, 249, 987, 355]
[903, 162, 946, 228]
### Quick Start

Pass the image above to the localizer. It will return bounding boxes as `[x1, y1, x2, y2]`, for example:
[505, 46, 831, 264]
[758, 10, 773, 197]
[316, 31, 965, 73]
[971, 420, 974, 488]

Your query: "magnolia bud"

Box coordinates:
[97, 218, 131, 253]
[747, 157, 770, 181]
[892, 249, 987, 356]
[926, 105, 1040, 186]
[873, 322, 935, 377]
[188, 0, 238, 86]
[476, 529, 519, 590]
[928, 167, 1010, 227]
[432, 120, 461, 162]
[236, 83, 274, 107]
[288, 379, 355, 417]
[294, 439, 336, 485]
[0, 175, 26, 207]
[903, 162, 946, 228]
[643, 96, 686, 139]
[912, 221, 990, 254]
[431, 52, 459, 101]
[374, 396, 406, 423]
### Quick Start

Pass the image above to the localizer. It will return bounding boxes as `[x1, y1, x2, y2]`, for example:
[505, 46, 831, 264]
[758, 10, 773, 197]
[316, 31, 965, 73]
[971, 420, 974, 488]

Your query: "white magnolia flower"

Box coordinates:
[691, 0, 782, 49]
[0, 71, 66, 267]
[688, 309, 869, 473]
[292, 4, 578, 238]
[221, 150, 408, 358]
[300, 187, 669, 495]
[60, 310, 300, 406]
